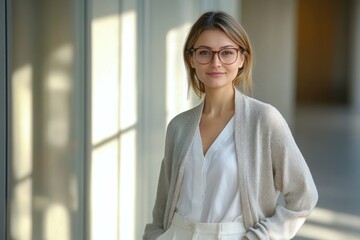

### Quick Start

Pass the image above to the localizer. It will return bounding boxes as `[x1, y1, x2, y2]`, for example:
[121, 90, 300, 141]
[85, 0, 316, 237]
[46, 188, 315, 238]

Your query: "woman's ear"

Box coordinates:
[238, 52, 245, 69]
[190, 56, 196, 68]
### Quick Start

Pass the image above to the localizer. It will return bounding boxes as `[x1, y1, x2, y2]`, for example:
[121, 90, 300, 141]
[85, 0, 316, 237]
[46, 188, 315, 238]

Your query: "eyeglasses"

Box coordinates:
[188, 47, 243, 65]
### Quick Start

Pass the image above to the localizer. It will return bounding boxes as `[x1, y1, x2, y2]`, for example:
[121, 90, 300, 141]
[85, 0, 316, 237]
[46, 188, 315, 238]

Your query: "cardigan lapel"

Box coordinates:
[234, 89, 254, 227]
[166, 101, 204, 229]
[176, 101, 204, 167]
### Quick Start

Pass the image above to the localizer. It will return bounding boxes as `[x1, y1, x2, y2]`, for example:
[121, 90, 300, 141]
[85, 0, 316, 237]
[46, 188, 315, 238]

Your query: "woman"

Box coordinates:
[144, 11, 318, 240]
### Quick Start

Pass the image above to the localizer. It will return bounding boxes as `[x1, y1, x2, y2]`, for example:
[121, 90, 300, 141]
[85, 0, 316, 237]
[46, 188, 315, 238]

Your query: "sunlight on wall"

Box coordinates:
[119, 129, 136, 240]
[90, 10, 137, 240]
[91, 140, 119, 239]
[40, 42, 74, 240]
[11, 65, 33, 180]
[11, 179, 32, 240]
[11, 20, 81, 240]
[91, 15, 120, 145]
[44, 204, 70, 240]
[90, 13, 121, 240]
[46, 44, 73, 148]
[119, 12, 137, 130]
[166, 23, 197, 124]
[118, 11, 137, 240]
[310, 207, 360, 229]
[297, 207, 360, 240]
[11, 64, 33, 240]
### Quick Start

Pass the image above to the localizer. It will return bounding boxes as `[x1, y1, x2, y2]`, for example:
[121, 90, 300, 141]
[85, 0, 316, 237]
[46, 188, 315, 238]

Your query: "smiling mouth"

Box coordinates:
[207, 72, 225, 77]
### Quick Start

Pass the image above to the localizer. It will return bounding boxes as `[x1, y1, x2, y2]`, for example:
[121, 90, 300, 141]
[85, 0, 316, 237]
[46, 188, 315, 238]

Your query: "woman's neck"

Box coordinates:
[203, 86, 235, 117]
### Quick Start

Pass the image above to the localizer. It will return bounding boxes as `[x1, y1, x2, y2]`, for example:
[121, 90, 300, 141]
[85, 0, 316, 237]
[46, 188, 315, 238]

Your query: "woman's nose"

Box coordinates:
[210, 52, 222, 66]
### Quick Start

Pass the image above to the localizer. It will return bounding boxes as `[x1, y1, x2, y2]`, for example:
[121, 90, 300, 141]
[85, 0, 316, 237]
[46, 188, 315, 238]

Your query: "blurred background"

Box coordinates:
[0, 0, 359, 239]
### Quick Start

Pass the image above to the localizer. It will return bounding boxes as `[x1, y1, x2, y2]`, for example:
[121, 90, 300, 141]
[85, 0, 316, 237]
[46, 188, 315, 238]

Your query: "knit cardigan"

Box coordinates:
[143, 89, 318, 240]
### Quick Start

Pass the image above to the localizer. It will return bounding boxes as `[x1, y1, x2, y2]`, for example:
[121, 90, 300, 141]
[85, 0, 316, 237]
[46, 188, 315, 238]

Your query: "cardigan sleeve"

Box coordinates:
[244, 107, 318, 240]
[143, 159, 168, 240]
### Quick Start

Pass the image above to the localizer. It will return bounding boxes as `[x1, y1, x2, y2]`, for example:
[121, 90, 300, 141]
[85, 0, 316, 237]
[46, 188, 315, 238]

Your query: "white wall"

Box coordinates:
[241, 0, 297, 125]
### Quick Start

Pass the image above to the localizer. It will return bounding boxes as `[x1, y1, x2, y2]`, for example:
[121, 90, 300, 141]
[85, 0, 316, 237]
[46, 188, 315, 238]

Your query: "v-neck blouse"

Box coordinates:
[176, 116, 242, 223]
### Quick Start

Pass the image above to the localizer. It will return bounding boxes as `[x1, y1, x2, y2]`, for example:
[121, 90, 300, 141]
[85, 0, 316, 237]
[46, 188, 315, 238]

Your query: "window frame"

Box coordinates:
[0, 0, 9, 239]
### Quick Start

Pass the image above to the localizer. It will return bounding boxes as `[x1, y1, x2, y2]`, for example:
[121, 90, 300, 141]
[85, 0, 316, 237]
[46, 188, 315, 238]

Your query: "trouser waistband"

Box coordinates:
[172, 212, 246, 235]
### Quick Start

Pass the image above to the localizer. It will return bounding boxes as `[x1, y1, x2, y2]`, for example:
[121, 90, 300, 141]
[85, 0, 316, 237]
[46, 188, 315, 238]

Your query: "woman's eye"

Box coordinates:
[198, 50, 211, 56]
[221, 50, 234, 55]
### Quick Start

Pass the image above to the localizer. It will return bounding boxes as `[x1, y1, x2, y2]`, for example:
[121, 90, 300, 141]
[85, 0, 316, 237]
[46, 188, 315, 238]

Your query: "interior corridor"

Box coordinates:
[294, 106, 360, 240]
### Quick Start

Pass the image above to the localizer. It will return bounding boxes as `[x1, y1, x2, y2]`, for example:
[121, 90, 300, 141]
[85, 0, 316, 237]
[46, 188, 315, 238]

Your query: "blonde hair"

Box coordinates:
[184, 11, 253, 98]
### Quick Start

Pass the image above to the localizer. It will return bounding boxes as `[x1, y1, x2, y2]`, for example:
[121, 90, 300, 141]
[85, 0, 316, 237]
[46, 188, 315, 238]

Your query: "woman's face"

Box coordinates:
[190, 29, 244, 93]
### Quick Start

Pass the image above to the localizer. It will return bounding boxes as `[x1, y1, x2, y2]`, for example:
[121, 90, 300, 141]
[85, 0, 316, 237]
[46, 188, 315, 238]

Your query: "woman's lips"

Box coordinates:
[207, 72, 225, 77]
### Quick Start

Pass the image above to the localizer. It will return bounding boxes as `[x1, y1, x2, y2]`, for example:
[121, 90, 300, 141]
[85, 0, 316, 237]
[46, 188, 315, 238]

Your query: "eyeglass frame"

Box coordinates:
[187, 47, 245, 65]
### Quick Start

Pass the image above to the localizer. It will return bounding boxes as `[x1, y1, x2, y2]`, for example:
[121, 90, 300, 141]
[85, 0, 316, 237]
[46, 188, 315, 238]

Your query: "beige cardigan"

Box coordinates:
[144, 89, 318, 240]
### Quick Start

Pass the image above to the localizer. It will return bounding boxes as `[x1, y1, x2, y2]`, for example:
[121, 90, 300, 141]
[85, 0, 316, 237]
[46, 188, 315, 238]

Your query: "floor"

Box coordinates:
[293, 106, 360, 240]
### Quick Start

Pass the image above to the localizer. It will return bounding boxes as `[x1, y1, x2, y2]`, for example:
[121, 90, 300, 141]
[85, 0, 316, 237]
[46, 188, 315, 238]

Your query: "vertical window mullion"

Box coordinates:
[84, 0, 91, 237]
[0, 0, 9, 239]
[73, 0, 90, 238]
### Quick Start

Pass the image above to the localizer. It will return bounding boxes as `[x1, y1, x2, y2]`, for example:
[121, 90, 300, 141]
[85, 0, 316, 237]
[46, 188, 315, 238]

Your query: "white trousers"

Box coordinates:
[156, 213, 246, 240]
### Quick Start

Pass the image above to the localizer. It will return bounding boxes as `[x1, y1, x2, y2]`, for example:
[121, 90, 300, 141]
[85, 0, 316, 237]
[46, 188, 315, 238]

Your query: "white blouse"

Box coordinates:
[176, 116, 242, 223]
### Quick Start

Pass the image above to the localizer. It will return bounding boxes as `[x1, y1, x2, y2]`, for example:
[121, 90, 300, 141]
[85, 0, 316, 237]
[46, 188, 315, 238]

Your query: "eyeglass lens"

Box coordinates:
[194, 48, 239, 64]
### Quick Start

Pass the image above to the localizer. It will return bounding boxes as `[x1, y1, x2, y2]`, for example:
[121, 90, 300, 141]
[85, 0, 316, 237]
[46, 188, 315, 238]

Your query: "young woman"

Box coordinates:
[143, 11, 318, 240]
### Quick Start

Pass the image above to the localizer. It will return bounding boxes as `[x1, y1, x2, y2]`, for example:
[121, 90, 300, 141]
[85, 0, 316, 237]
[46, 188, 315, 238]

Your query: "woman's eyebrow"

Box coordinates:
[194, 45, 237, 49]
